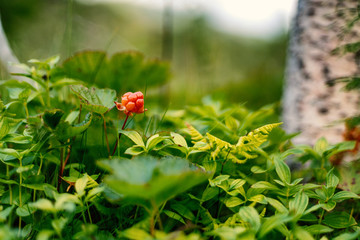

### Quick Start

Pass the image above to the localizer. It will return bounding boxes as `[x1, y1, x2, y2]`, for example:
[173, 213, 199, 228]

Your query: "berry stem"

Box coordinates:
[111, 114, 129, 156]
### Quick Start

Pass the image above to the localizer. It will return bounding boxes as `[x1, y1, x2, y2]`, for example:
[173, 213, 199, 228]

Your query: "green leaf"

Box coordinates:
[251, 181, 279, 191]
[70, 85, 116, 114]
[321, 200, 336, 211]
[323, 212, 357, 229]
[170, 203, 195, 221]
[124, 146, 145, 156]
[332, 191, 360, 202]
[258, 214, 293, 238]
[225, 197, 245, 208]
[64, 111, 80, 124]
[170, 132, 188, 148]
[30, 199, 55, 212]
[0, 148, 20, 159]
[293, 227, 314, 240]
[16, 204, 36, 217]
[326, 168, 339, 188]
[289, 191, 309, 217]
[0, 118, 10, 140]
[36, 230, 55, 240]
[274, 155, 291, 184]
[266, 197, 288, 214]
[209, 175, 230, 187]
[1, 134, 32, 144]
[304, 224, 333, 234]
[43, 109, 64, 129]
[119, 130, 145, 147]
[333, 229, 360, 240]
[99, 156, 209, 205]
[52, 217, 67, 236]
[201, 187, 218, 202]
[75, 174, 89, 197]
[251, 166, 267, 174]
[239, 206, 261, 232]
[50, 78, 84, 88]
[146, 134, 166, 150]
[119, 227, 152, 240]
[0, 205, 15, 222]
[54, 112, 92, 142]
[163, 210, 186, 224]
[314, 137, 328, 154]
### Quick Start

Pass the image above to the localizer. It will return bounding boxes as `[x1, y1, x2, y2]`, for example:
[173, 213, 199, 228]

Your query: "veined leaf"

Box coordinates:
[239, 206, 261, 232]
[70, 85, 116, 115]
[54, 112, 92, 142]
[170, 132, 188, 148]
[119, 130, 145, 147]
[323, 212, 357, 229]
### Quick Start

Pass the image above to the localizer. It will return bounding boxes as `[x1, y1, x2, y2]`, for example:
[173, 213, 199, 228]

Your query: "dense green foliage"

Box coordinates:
[0, 54, 360, 240]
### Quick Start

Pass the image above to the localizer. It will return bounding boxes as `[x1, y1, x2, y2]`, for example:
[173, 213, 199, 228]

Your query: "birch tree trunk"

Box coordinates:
[283, 0, 360, 145]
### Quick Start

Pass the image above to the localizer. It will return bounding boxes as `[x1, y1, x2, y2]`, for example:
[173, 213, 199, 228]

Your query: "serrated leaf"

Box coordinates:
[43, 109, 64, 129]
[54, 112, 92, 142]
[70, 85, 116, 114]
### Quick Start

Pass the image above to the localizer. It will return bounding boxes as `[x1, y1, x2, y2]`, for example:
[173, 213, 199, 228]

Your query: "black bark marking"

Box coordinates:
[307, 7, 316, 16]
[318, 107, 329, 114]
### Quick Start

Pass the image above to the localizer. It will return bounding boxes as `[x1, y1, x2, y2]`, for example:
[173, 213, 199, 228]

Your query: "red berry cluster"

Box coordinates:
[114, 91, 146, 116]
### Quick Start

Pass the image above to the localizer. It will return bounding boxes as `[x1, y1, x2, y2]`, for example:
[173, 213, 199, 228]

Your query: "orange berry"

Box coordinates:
[128, 93, 137, 102]
[123, 92, 132, 97]
[136, 99, 144, 108]
[135, 91, 144, 99]
[138, 106, 145, 113]
[121, 97, 128, 106]
[126, 102, 135, 111]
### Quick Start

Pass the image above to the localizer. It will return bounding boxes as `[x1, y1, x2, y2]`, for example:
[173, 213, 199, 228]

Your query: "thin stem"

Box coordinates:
[18, 157, 23, 236]
[111, 114, 129, 156]
[102, 115, 110, 157]
[154, 201, 166, 231]
[318, 208, 325, 224]
[86, 201, 93, 224]
[58, 147, 65, 191]
[6, 165, 12, 205]
[23, 103, 29, 120]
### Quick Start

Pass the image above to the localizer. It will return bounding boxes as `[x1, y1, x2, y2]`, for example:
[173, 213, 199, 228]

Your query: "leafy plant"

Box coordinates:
[0, 53, 359, 239]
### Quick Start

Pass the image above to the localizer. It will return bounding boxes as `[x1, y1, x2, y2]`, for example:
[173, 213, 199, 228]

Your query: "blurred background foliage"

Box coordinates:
[0, 0, 287, 109]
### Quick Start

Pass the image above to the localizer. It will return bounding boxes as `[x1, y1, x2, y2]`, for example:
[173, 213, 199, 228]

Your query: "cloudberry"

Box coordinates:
[114, 91, 147, 116]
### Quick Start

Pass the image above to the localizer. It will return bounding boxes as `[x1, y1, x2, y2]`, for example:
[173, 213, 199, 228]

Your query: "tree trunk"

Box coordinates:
[283, 0, 360, 145]
[0, 16, 20, 74]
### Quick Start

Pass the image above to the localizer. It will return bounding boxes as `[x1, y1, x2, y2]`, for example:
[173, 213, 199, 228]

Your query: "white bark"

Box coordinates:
[283, 0, 360, 145]
[0, 16, 20, 73]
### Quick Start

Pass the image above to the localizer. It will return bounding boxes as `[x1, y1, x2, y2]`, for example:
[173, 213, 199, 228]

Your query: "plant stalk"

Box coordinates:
[111, 114, 129, 156]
